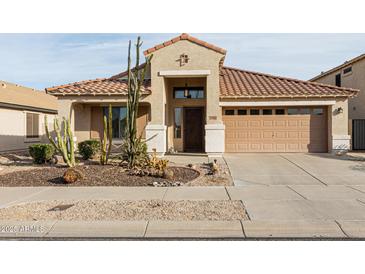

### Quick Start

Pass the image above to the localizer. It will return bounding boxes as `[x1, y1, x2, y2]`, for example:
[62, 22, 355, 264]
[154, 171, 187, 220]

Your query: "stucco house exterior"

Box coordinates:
[0, 81, 58, 152]
[46, 33, 358, 155]
[310, 54, 365, 150]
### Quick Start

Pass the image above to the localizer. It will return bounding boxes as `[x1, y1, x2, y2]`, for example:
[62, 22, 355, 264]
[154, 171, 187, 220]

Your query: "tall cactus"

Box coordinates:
[124, 36, 152, 168]
[100, 104, 113, 165]
[45, 116, 76, 167]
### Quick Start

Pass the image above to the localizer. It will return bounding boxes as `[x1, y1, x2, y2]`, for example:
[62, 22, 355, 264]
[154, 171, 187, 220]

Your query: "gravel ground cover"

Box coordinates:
[0, 200, 248, 221]
[0, 165, 200, 187]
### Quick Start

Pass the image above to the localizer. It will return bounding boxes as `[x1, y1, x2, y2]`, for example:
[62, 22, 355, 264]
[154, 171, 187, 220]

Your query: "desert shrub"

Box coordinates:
[121, 138, 149, 167]
[78, 139, 100, 160]
[29, 144, 55, 164]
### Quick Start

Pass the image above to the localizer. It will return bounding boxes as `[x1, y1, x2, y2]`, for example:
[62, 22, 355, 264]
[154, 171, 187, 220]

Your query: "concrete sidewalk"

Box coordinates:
[2, 219, 361, 239]
[1, 185, 365, 239]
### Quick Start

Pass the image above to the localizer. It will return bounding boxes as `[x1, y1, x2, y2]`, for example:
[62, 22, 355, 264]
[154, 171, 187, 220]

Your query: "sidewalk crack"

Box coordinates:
[143, 221, 149, 237]
[280, 155, 327, 186]
[239, 220, 247, 238]
[334, 220, 349, 238]
[224, 187, 232, 200]
[348, 186, 365, 194]
[287, 186, 308, 200]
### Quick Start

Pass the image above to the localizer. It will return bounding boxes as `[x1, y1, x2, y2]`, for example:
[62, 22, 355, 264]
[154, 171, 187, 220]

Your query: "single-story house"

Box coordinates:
[46, 33, 359, 155]
[0, 81, 58, 152]
[310, 54, 365, 150]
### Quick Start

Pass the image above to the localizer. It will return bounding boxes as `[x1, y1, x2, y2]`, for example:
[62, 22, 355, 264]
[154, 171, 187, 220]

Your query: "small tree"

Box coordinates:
[45, 116, 76, 167]
[124, 37, 152, 168]
[100, 104, 113, 165]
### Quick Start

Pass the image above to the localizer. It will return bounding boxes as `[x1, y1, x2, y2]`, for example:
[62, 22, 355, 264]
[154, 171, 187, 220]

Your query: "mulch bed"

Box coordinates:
[0, 200, 249, 221]
[0, 165, 200, 187]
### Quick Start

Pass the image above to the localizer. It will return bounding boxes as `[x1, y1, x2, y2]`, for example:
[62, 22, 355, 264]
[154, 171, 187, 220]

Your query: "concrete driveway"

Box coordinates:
[223, 153, 365, 237]
[224, 153, 365, 186]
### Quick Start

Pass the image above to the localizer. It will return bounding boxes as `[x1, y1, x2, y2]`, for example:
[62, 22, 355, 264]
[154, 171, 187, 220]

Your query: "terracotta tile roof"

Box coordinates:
[144, 33, 227, 55]
[220, 66, 358, 98]
[46, 78, 151, 96]
[310, 53, 365, 81]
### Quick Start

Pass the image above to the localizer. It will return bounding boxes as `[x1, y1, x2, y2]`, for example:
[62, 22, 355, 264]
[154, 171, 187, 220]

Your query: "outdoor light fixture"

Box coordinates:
[337, 107, 344, 114]
[184, 82, 189, 98]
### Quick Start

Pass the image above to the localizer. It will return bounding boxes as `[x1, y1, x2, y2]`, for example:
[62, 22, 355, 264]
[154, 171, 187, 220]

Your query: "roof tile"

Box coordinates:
[220, 66, 358, 98]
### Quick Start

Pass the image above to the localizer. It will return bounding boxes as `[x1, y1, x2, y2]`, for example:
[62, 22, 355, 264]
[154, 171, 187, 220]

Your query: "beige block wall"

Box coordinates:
[313, 60, 365, 120]
[0, 108, 56, 152]
[146, 40, 225, 125]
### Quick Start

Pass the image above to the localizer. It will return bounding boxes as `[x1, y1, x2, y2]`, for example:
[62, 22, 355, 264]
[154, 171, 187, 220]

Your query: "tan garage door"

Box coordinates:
[223, 107, 328, 153]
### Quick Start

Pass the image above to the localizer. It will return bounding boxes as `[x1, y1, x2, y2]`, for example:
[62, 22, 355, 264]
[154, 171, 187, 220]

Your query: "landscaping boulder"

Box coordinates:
[163, 168, 174, 180]
[63, 168, 84, 184]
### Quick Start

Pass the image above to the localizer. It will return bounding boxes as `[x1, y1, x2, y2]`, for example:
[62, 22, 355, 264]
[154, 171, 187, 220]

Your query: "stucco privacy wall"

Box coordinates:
[145, 40, 226, 154]
[312, 59, 365, 120]
[0, 108, 56, 152]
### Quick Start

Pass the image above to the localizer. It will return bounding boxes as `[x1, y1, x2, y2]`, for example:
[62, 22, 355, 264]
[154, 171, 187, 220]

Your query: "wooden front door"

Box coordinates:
[183, 107, 204, 152]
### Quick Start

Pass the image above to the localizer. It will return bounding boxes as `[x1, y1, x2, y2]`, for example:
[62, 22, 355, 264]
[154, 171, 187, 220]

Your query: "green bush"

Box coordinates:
[29, 144, 55, 164]
[78, 139, 100, 160]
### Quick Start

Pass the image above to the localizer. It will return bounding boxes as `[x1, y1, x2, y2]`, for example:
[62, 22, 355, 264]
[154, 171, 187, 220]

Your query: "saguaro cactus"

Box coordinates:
[100, 104, 113, 165]
[45, 116, 76, 167]
[124, 36, 152, 168]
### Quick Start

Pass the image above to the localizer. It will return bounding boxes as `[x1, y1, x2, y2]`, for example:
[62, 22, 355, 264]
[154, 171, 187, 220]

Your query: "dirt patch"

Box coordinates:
[0, 165, 200, 187]
[0, 200, 248, 221]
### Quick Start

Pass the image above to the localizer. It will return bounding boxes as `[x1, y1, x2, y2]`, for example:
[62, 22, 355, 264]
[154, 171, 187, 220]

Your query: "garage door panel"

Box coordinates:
[223, 107, 328, 153]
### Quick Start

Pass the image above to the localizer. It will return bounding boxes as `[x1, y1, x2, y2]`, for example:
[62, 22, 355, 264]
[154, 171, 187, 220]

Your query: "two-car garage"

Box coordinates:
[223, 107, 328, 153]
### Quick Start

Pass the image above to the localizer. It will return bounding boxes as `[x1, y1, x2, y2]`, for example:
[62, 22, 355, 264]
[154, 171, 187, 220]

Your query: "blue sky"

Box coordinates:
[0, 33, 364, 90]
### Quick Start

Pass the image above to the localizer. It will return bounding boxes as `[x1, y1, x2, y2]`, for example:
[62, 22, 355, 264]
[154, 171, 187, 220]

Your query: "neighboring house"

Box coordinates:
[310, 54, 365, 150]
[0, 81, 58, 152]
[46, 33, 358, 155]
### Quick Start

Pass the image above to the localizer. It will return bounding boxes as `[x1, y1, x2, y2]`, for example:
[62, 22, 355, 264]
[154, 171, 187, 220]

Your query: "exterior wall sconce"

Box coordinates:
[337, 107, 344, 114]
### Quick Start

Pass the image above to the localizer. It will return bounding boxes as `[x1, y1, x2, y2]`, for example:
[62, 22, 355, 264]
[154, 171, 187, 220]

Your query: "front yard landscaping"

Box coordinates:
[0, 200, 248, 221]
[0, 152, 233, 187]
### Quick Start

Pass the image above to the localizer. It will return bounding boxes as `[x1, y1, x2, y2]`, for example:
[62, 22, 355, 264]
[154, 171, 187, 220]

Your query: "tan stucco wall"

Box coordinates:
[145, 40, 225, 125]
[312, 59, 365, 119]
[0, 108, 56, 152]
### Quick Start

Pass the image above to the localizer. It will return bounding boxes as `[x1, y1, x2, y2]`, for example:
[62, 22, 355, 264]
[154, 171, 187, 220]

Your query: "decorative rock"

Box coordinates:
[63, 168, 84, 184]
[163, 169, 174, 180]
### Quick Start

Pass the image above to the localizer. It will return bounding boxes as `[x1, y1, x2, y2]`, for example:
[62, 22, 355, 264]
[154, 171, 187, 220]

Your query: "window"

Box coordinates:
[26, 113, 39, 138]
[237, 109, 247, 115]
[275, 109, 285, 115]
[287, 108, 299, 115]
[173, 87, 204, 99]
[301, 108, 311, 115]
[224, 109, 235, 115]
[262, 109, 273, 115]
[343, 67, 352, 74]
[313, 108, 324, 115]
[250, 109, 260, 115]
[174, 107, 182, 138]
[103, 107, 127, 139]
[335, 73, 341, 87]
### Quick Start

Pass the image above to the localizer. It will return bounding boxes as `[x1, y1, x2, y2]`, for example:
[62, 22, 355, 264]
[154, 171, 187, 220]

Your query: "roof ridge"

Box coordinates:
[221, 66, 359, 93]
[310, 53, 365, 81]
[143, 33, 227, 55]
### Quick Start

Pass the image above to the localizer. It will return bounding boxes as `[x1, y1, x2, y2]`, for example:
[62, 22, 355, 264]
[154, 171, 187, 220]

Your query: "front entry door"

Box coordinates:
[183, 107, 204, 152]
